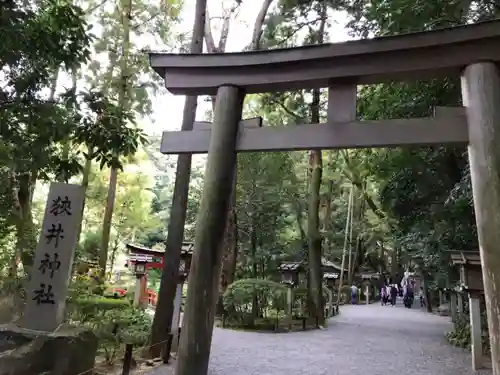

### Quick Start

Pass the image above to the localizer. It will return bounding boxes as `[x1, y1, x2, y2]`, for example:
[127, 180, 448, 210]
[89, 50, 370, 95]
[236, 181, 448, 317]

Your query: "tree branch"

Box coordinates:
[250, 0, 275, 50]
[85, 0, 109, 15]
[204, 9, 216, 53]
[275, 100, 304, 121]
[132, 12, 161, 31]
[277, 16, 325, 47]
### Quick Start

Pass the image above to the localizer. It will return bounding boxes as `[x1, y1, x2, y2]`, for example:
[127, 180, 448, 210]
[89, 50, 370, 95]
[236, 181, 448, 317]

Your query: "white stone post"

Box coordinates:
[170, 282, 184, 352]
[469, 293, 483, 371]
[287, 286, 293, 329]
[133, 276, 142, 308]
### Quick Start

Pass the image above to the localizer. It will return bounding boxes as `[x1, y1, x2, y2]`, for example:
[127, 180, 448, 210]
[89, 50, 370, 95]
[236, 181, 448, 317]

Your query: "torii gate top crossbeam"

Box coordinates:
[150, 20, 500, 96]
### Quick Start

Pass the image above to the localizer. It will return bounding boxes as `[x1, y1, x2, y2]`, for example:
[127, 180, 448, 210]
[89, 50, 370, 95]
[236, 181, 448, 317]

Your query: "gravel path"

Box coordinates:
[147, 303, 491, 375]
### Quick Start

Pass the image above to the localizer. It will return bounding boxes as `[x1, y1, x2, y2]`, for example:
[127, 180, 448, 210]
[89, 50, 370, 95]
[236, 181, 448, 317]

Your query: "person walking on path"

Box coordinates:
[350, 284, 358, 305]
[381, 285, 388, 305]
[404, 284, 414, 308]
[419, 286, 426, 307]
[390, 284, 398, 306]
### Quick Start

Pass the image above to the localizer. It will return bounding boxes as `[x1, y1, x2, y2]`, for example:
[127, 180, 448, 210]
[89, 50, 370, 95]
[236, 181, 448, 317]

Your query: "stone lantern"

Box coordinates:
[323, 272, 338, 317]
[278, 262, 304, 329]
[179, 242, 194, 282]
[126, 243, 164, 307]
[278, 262, 302, 286]
[168, 242, 194, 356]
[323, 272, 338, 289]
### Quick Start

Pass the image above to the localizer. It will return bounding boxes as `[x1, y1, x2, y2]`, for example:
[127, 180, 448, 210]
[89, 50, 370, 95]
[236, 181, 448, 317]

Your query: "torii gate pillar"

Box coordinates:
[175, 85, 245, 375]
[462, 62, 500, 374]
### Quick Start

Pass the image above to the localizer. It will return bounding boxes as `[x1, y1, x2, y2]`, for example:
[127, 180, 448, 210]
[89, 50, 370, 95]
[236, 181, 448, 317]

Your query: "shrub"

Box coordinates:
[446, 314, 471, 349]
[93, 307, 152, 364]
[67, 296, 130, 323]
[445, 304, 490, 355]
[223, 278, 287, 328]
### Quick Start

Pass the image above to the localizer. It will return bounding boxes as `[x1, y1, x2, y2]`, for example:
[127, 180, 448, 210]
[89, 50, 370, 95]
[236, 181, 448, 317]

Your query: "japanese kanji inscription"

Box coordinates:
[21, 183, 85, 332]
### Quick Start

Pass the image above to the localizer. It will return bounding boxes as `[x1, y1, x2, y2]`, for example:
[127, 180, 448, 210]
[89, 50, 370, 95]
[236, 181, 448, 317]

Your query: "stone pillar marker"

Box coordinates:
[22, 182, 85, 332]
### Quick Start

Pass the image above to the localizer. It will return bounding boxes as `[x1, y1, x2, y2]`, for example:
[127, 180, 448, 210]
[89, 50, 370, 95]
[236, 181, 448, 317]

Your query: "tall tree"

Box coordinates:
[99, 0, 133, 278]
[0, 0, 92, 273]
[148, 0, 207, 358]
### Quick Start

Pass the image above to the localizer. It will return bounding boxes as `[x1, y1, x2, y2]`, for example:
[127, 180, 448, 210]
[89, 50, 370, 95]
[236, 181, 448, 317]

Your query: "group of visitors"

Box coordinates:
[380, 279, 416, 308]
[348, 273, 425, 308]
[380, 284, 399, 306]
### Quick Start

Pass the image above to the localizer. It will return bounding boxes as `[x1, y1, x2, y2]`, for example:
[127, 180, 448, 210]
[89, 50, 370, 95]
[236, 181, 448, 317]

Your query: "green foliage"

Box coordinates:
[67, 281, 151, 365]
[446, 314, 471, 349]
[93, 307, 152, 364]
[68, 296, 130, 323]
[338, 0, 496, 286]
[236, 151, 299, 277]
[223, 278, 287, 327]
[293, 286, 332, 315]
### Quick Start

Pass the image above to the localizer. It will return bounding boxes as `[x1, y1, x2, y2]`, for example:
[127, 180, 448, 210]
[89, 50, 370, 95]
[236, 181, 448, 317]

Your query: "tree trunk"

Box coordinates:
[99, 166, 118, 278]
[99, 0, 132, 280]
[307, 147, 324, 326]
[307, 90, 324, 326]
[16, 173, 37, 272]
[351, 193, 366, 276]
[321, 180, 334, 252]
[148, 0, 207, 358]
[422, 271, 433, 313]
[336, 186, 353, 308]
[216, 202, 238, 315]
[347, 187, 355, 285]
[306, 3, 327, 327]
[75, 151, 93, 244]
[109, 235, 120, 275]
[250, 217, 259, 319]
[57, 68, 76, 184]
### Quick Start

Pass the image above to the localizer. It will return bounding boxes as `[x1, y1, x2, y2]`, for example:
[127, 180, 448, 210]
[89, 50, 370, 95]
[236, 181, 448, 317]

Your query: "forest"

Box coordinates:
[1, 0, 497, 370]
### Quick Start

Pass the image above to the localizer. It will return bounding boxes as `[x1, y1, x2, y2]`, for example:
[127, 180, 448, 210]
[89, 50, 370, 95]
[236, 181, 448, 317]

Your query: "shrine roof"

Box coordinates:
[279, 258, 347, 272]
[358, 272, 380, 279]
[449, 250, 481, 266]
[321, 257, 347, 272]
[126, 242, 194, 256]
[323, 272, 339, 279]
[278, 262, 303, 272]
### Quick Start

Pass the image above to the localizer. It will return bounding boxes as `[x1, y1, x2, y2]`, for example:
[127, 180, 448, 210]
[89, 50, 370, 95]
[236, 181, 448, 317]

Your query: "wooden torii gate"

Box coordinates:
[150, 20, 500, 375]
